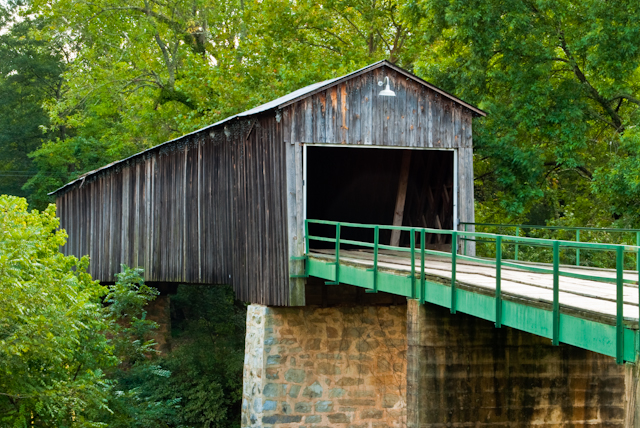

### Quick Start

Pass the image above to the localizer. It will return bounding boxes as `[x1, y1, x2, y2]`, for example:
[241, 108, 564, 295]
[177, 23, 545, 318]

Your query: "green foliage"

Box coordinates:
[412, 0, 640, 225]
[0, 4, 65, 201]
[0, 197, 162, 427]
[96, 285, 246, 428]
[0, 195, 111, 426]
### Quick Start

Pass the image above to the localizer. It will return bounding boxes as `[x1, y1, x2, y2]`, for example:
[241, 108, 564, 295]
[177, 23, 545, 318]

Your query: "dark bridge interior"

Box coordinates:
[306, 146, 454, 249]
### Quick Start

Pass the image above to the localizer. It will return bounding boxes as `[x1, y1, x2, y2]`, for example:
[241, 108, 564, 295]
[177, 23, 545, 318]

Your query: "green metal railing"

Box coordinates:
[303, 219, 640, 364]
[462, 222, 640, 271]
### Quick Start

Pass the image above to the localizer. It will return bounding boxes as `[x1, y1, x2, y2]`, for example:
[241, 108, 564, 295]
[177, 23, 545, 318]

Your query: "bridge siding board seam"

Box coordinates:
[307, 257, 637, 362]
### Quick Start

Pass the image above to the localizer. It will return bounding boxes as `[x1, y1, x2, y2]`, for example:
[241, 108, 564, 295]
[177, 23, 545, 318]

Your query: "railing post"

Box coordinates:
[552, 241, 560, 346]
[366, 226, 380, 293]
[616, 245, 624, 364]
[420, 229, 426, 304]
[410, 229, 416, 299]
[451, 231, 458, 314]
[514, 227, 520, 261]
[326, 223, 341, 285]
[576, 230, 580, 267]
[637, 231, 640, 325]
[495, 236, 502, 327]
[464, 223, 468, 256]
[305, 220, 310, 254]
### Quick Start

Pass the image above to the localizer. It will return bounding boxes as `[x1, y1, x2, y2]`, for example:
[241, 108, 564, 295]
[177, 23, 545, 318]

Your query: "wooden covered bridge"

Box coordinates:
[53, 61, 640, 428]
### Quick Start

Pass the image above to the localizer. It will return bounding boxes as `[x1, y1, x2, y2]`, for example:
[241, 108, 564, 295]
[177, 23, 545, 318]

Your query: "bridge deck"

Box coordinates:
[310, 249, 640, 323]
[306, 248, 640, 362]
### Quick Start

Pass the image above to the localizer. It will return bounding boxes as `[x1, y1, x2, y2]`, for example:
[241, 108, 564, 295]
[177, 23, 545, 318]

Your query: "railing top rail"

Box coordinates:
[461, 222, 640, 233]
[306, 219, 640, 251]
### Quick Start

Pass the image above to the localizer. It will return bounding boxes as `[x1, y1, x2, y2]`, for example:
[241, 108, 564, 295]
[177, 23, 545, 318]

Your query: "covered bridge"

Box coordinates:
[51, 60, 485, 306]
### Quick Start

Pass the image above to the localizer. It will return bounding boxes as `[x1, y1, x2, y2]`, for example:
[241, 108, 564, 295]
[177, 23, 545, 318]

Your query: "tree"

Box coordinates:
[410, 0, 640, 225]
[0, 3, 66, 202]
[0, 195, 159, 427]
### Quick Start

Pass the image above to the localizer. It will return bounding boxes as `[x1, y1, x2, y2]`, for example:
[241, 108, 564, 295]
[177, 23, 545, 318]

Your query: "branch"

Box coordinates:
[557, 27, 624, 132]
[297, 39, 342, 55]
[609, 93, 640, 107]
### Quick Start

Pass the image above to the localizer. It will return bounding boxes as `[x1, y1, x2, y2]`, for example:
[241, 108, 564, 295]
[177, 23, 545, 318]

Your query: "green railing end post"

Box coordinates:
[420, 228, 426, 305]
[495, 235, 502, 328]
[410, 229, 416, 299]
[451, 230, 458, 314]
[366, 225, 380, 294]
[616, 245, 624, 364]
[514, 227, 520, 261]
[552, 241, 560, 346]
[305, 219, 310, 254]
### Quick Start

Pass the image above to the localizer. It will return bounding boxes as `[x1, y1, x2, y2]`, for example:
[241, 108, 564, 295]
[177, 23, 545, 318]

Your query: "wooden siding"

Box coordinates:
[56, 115, 290, 306]
[283, 65, 476, 279]
[55, 63, 478, 306]
[283, 66, 473, 148]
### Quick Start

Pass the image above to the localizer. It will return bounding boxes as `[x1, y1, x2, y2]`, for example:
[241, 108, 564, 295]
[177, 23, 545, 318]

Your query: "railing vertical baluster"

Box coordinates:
[451, 231, 458, 314]
[366, 226, 379, 293]
[637, 231, 640, 325]
[616, 245, 624, 364]
[464, 223, 468, 256]
[552, 241, 560, 345]
[373, 226, 379, 292]
[420, 229, 426, 304]
[576, 230, 580, 267]
[334, 223, 341, 284]
[305, 220, 310, 254]
[410, 229, 416, 299]
[514, 227, 520, 261]
[495, 236, 502, 327]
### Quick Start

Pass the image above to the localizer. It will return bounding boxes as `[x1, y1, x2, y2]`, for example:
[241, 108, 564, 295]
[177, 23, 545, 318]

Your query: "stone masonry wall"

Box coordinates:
[242, 304, 407, 428]
[406, 300, 627, 428]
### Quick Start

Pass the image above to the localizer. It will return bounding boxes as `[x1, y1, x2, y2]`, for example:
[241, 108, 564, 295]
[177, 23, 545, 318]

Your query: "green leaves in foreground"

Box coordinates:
[0, 195, 159, 427]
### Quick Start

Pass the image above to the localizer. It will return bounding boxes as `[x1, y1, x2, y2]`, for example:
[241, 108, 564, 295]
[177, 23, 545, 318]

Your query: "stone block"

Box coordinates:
[267, 355, 284, 366]
[262, 414, 302, 424]
[317, 353, 342, 360]
[327, 340, 351, 352]
[382, 393, 400, 408]
[326, 326, 339, 338]
[263, 400, 277, 411]
[295, 402, 312, 413]
[303, 381, 323, 398]
[263, 383, 286, 398]
[285, 368, 306, 383]
[338, 399, 376, 406]
[329, 388, 346, 398]
[266, 368, 279, 379]
[281, 402, 292, 414]
[305, 415, 322, 423]
[356, 339, 379, 352]
[360, 409, 383, 419]
[327, 413, 350, 423]
[289, 384, 301, 398]
[318, 362, 341, 375]
[305, 338, 322, 350]
[315, 400, 334, 412]
[336, 377, 364, 386]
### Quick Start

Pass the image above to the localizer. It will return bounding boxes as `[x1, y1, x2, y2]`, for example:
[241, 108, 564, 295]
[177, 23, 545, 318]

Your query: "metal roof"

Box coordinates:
[50, 60, 485, 196]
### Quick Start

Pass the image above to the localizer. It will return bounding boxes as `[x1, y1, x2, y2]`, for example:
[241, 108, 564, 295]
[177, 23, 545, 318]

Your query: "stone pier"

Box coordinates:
[243, 293, 636, 428]
[242, 304, 407, 428]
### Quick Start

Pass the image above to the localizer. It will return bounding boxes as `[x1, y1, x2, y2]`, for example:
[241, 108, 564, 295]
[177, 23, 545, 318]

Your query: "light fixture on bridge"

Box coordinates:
[378, 76, 396, 97]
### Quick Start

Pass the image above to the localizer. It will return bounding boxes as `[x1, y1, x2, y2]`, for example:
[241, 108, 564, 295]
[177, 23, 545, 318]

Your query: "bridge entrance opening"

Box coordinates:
[305, 146, 454, 250]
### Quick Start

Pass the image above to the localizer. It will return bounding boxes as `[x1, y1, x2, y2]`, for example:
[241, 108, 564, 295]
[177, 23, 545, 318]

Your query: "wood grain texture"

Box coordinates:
[56, 116, 290, 306]
[55, 63, 479, 306]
